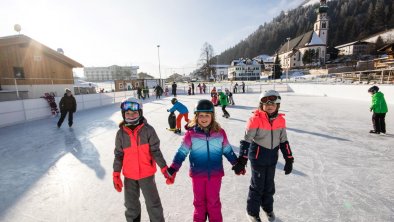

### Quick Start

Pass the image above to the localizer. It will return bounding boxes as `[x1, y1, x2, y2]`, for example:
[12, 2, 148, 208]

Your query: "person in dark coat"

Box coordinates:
[137, 86, 143, 100]
[191, 82, 195, 95]
[154, 84, 163, 99]
[171, 82, 177, 97]
[57, 88, 77, 128]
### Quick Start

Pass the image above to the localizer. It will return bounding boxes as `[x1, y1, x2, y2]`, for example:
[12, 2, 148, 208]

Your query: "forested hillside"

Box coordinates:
[216, 0, 394, 64]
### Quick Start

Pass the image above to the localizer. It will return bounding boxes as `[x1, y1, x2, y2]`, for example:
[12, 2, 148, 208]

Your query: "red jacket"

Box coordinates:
[113, 119, 167, 180]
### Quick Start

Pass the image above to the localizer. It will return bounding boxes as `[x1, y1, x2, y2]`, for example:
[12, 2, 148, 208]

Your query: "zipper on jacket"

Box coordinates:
[206, 135, 211, 180]
[269, 120, 273, 149]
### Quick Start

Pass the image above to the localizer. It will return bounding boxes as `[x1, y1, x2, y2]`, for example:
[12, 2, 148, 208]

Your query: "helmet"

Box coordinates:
[120, 97, 143, 125]
[217, 88, 222, 93]
[194, 99, 214, 113]
[65, 88, 71, 93]
[171, 98, 178, 104]
[368, 86, 379, 93]
[259, 90, 281, 104]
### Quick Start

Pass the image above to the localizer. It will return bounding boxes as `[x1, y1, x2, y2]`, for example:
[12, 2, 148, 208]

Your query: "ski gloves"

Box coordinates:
[161, 166, 177, 185]
[232, 157, 247, 175]
[284, 159, 293, 175]
[232, 140, 250, 175]
[113, 172, 123, 192]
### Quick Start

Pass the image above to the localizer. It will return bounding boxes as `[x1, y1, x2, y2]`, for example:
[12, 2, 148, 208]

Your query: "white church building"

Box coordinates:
[277, 0, 329, 69]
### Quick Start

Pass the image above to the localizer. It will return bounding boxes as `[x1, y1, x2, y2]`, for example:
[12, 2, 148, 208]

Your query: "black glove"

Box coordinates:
[284, 159, 293, 175]
[232, 157, 247, 175]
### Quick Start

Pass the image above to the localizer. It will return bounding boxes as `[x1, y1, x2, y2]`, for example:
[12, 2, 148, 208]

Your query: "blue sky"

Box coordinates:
[0, 0, 306, 77]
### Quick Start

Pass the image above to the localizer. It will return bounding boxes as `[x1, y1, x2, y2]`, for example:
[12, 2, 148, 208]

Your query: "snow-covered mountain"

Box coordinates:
[300, 0, 334, 7]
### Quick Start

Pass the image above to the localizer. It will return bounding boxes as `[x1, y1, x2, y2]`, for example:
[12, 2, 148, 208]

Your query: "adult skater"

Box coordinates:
[172, 82, 177, 97]
[57, 88, 77, 128]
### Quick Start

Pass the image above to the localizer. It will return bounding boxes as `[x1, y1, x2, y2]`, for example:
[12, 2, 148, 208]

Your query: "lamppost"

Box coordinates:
[286, 37, 290, 82]
[157, 45, 162, 86]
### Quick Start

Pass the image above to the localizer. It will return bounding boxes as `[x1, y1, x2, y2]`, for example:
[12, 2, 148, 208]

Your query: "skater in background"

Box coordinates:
[188, 84, 192, 95]
[163, 99, 238, 222]
[218, 89, 230, 118]
[233, 82, 238, 94]
[113, 97, 171, 222]
[164, 85, 169, 96]
[225, 88, 235, 105]
[57, 88, 77, 128]
[241, 81, 246, 93]
[197, 83, 202, 94]
[41, 92, 59, 116]
[202, 83, 207, 94]
[154, 84, 163, 99]
[137, 86, 143, 100]
[211, 86, 218, 106]
[143, 86, 150, 99]
[191, 82, 195, 95]
[232, 90, 294, 222]
[167, 98, 189, 134]
[172, 82, 177, 97]
[368, 86, 388, 134]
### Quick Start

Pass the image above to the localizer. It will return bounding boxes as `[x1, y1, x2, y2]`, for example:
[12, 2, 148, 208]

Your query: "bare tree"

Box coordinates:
[198, 42, 215, 81]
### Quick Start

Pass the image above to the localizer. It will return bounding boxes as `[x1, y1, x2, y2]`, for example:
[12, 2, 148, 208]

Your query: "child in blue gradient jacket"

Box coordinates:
[163, 99, 238, 222]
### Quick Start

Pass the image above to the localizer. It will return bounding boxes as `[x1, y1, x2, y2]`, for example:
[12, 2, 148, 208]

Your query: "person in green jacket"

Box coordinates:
[368, 86, 388, 134]
[218, 89, 230, 118]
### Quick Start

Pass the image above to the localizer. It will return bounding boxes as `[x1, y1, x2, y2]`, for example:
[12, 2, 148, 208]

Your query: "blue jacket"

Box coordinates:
[169, 101, 189, 114]
[170, 126, 237, 178]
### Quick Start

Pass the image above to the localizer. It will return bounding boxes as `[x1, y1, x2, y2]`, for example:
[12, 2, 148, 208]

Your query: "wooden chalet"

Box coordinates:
[0, 34, 83, 100]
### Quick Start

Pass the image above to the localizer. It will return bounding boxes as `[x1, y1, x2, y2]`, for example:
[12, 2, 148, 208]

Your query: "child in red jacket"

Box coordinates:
[113, 97, 171, 222]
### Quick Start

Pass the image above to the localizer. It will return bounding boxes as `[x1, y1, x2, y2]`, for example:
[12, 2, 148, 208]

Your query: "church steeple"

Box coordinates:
[314, 0, 329, 45]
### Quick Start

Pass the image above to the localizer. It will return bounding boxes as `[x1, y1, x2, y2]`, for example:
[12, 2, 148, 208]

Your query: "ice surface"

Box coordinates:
[0, 92, 393, 222]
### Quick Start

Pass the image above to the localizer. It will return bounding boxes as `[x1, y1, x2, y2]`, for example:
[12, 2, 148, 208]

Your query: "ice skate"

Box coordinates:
[174, 129, 181, 134]
[369, 130, 380, 134]
[265, 211, 276, 222]
[246, 213, 262, 222]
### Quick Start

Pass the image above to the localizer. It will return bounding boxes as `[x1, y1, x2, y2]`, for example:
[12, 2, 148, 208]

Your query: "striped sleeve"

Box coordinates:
[170, 130, 192, 171]
[221, 129, 237, 165]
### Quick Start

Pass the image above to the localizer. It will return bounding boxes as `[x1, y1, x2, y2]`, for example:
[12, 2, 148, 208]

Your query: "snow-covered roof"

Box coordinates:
[254, 54, 275, 63]
[306, 31, 324, 46]
[74, 80, 98, 88]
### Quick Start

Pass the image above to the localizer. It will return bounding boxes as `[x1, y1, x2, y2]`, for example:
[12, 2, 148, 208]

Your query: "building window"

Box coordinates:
[13, 67, 25, 78]
[322, 22, 326, 29]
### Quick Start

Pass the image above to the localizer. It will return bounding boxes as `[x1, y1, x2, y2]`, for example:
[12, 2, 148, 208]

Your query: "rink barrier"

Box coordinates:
[0, 91, 138, 128]
[288, 84, 394, 105]
[0, 84, 291, 128]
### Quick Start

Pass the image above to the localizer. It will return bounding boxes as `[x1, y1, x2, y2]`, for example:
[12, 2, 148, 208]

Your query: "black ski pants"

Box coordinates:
[222, 105, 229, 116]
[247, 165, 276, 217]
[124, 175, 164, 222]
[57, 110, 73, 127]
[372, 113, 386, 133]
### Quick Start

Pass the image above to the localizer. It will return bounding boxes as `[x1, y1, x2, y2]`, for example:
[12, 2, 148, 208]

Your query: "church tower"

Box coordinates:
[314, 0, 329, 45]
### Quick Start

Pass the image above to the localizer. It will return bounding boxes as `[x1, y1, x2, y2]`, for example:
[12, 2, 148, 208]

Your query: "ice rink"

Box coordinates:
[0, 92, 393, 222]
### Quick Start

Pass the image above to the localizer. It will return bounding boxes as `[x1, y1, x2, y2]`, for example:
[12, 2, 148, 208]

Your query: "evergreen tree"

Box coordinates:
[272, 54, 282, 79]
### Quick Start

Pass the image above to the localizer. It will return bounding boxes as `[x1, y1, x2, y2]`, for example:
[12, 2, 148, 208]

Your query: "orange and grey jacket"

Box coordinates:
[113, 118, 167, 180]
[240, 109, 293, 167]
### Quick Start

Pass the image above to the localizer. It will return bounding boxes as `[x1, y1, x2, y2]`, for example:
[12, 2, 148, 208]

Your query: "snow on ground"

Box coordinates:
[0, 92, 393, 222]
